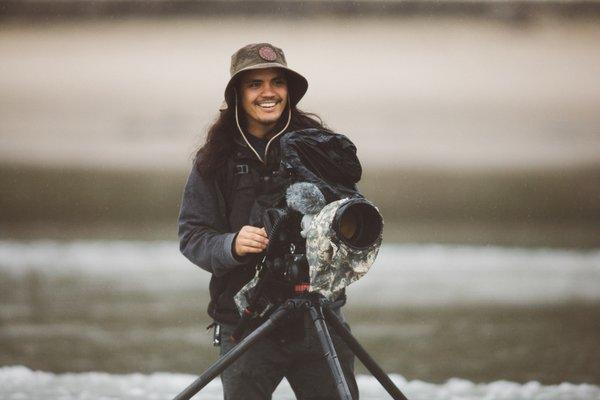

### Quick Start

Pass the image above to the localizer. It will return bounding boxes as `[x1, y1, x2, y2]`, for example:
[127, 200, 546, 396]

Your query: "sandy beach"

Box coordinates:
[1, 16, 599, 171]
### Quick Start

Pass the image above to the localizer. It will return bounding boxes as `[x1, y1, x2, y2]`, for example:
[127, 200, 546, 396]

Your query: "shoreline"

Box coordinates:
[2, 162, 599, 247]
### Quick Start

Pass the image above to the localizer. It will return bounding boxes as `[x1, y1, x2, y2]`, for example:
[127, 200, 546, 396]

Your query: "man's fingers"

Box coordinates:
[240, 238, 267, 249]
[235, 226, 269, 256]
[239, 245, 263, 254]
[246, 245, 264, 252]
[238, 228, 268, 244]
[243, 226, 269, 238]
[244, 232, 269, 244]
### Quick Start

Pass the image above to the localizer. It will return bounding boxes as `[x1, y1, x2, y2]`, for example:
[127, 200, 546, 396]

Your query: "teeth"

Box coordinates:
[258, 101, 277, 108]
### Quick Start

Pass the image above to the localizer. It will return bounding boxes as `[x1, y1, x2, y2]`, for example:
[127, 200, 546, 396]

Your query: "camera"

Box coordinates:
[231, 129, 384, 338]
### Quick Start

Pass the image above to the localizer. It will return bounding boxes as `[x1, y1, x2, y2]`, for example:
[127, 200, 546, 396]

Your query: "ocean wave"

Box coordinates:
[1, 240, 599, 305]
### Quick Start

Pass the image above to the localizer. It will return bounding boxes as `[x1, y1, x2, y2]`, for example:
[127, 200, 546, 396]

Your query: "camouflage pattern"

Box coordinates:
[234, 196, 383, 314]
[306, 198, 383, 300]
[234, 274, 260, 314]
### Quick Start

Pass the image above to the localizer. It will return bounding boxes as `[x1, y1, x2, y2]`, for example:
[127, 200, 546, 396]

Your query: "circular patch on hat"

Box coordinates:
[258, 46, 277, 62]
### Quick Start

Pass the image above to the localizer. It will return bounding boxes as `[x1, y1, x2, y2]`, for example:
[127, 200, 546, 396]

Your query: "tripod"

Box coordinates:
[172, 293, 409, 400]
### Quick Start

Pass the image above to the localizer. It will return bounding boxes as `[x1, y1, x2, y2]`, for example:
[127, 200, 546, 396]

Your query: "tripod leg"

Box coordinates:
[323, 307, 409, 400]
[173, 304, 291, 400]
[308, 304, 354, 400]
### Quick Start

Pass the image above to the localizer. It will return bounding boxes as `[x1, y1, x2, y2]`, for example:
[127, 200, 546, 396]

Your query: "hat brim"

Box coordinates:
[223, 63, 308, 110]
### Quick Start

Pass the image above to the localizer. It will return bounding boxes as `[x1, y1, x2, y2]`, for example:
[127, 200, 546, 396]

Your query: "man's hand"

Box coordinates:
[234, 225, 269, 257]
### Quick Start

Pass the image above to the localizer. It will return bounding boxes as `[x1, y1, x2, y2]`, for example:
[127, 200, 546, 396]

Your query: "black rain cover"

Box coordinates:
[280, 129, 362, 203]
[248, 129, 363, 227]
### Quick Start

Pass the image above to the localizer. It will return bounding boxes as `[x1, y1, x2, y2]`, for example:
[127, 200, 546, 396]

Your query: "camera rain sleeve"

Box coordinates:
[306, 197, 383, 301]
[234, 129, 383, 315]
[279, 129, 362, 202]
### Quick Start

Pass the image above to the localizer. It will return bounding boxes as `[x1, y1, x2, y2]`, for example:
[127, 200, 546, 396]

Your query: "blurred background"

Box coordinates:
[1, 0, 600, 396]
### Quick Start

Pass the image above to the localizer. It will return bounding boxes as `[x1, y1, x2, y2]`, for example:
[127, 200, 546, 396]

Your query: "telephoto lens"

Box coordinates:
[332, 198, 383, 249]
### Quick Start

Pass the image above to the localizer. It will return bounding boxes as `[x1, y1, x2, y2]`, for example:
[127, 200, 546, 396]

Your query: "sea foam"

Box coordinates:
[1, 366, 598, 400]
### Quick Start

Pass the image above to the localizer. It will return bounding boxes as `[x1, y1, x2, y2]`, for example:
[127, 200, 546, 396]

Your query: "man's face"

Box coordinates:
[239, 68, 288, 136]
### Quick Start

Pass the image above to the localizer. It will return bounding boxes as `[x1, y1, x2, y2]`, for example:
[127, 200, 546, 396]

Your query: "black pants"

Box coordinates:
[219, 318, 359, 400]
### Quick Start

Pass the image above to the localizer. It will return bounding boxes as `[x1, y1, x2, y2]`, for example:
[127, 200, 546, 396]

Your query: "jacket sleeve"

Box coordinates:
[178, 164, 245, 277]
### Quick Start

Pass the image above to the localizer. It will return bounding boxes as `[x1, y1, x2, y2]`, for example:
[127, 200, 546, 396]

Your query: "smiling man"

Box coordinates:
[239, 68, 288, 137]
[178, 43, 359, 400]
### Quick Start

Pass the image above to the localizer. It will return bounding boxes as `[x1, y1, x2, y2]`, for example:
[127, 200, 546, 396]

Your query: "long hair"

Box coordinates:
[195, 102, 330, 180]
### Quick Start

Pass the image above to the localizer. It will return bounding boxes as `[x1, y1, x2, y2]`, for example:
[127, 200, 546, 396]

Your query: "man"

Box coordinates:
[178, 43, 359, 400]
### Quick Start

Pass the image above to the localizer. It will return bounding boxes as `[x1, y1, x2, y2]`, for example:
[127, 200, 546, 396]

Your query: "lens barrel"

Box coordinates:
[332, 198, 383, 249]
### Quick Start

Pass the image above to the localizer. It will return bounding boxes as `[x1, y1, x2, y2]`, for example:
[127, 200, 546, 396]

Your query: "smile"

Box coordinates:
[257, 100, 279, 109]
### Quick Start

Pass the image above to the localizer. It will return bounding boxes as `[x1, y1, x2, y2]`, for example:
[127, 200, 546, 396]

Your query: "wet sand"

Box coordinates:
[1, 16, 599, 171]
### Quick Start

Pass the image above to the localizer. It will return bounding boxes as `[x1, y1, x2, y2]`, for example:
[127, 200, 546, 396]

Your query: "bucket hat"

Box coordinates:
[221, 43, 308, 110]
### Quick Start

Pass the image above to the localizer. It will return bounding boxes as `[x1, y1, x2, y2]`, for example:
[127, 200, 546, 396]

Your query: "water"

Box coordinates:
[2, 366, 599, 400]
[1, 240, 599, 390]
[2, 240, 599, 305]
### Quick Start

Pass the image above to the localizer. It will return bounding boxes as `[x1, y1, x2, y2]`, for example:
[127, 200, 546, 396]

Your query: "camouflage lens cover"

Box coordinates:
[306, 198, 383, 300]
[234, 197, 383, 315]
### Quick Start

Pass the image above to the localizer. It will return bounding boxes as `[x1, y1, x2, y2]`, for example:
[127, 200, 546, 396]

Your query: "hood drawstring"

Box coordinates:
[234, 89, 291, 165]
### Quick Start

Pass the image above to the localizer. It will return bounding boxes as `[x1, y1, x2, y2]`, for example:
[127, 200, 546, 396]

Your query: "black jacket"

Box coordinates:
[178, 128, 361, 324]
[178, 136, 283, 324]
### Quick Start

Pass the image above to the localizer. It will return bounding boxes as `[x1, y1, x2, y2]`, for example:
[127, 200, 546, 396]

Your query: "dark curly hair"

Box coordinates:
[195, 102, 329, 180]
